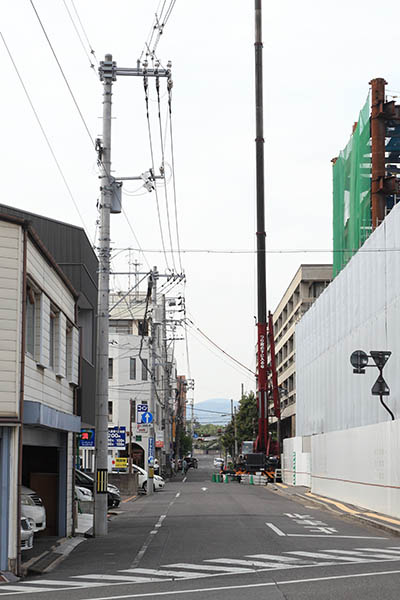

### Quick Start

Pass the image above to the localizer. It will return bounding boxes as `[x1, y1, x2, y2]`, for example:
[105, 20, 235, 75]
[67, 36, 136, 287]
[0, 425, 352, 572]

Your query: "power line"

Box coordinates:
[70, 0, 98, 64]
[168, 83, 184, 272]
[0, 31, 91, 238]
[30, 0, 95, 147]
[143, 71, 170, 270]
[121, 208, 151, 270]
[62, 0, 96, 72]
[156, 70, 176, 271]
[109, 246, 400, 255]
[186, 316, 256, 377]
[186, 324, 254, 381]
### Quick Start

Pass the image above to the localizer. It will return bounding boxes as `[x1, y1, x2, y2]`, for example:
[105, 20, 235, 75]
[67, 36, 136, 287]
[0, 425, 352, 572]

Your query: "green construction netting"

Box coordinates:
[332, 94, 371, 277]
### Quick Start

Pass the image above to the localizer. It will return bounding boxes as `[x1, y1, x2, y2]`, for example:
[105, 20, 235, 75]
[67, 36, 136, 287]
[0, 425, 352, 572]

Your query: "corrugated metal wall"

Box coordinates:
[297, 202, 400, 436]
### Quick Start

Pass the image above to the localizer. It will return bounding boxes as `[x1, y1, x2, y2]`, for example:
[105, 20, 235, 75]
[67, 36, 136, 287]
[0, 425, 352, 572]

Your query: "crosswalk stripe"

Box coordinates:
[204, 558, 293, 569]
[285, 551, 370, 562]
[357, 548, 400, 556]
[72, 574, 170, 583]
[322, 550, 400, 560]
[30, 579, 103, 587]
[247, 554, 307, 564]
[0, 586, 52, 593]
[165, 563, 253, 573]
[120, 568, 210, 579]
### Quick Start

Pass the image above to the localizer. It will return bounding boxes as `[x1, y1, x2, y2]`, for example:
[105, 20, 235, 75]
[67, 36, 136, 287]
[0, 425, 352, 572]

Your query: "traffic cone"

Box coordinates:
[212, 473, 216, 482]
[224, 474, 229, 483]
[249, 475, 254, 485]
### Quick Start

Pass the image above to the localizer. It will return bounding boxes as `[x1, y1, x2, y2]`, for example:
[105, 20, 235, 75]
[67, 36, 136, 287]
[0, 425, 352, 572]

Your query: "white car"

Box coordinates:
[133, 465, 165, 492]
[21, 486, 46, 532]
[20, 517, 34, 551]
[75, 485, 93, 502]
[213, 457, 224, 469]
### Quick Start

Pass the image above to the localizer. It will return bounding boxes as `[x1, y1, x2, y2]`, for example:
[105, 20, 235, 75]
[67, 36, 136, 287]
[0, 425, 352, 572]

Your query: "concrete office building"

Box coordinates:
[269, 264, 332, 440]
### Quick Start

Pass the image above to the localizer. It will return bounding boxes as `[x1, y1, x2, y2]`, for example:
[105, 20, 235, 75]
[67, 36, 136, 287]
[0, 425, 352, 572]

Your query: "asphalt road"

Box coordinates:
[4, 455, 400, 599]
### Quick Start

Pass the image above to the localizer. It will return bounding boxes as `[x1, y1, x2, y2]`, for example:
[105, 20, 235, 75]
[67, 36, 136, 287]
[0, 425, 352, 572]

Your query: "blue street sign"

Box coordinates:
[80, 428, 95, 447]
[148, 436, 155, 463]
[137, 403, 148, 422]
[141, 411, 153, 424]
[193, 433, 199, 439]
[108, 427, 126, 448]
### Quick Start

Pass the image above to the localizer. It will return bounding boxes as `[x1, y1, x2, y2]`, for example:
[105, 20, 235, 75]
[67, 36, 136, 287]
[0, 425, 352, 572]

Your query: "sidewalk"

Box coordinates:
[270, 482, 400, 536]
[20, 492, 139, 578]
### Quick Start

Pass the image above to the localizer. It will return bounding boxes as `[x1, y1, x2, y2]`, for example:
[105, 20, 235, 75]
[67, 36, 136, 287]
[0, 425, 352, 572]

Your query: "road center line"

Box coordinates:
[78, 568, 400, 599]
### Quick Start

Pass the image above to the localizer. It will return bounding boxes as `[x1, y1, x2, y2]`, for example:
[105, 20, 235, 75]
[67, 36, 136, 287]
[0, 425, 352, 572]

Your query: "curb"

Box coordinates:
[23, 536, 87, 576]
[0, 571, 19, 584]
[270, 485, 400, 537]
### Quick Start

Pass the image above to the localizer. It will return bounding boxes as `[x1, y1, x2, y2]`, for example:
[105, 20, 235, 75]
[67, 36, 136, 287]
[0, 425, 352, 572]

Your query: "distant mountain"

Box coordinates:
[192, 398, 239, 425]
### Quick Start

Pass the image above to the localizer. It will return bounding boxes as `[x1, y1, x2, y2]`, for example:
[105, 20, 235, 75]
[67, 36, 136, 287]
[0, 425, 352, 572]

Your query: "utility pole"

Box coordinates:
[148, 266, 159, 495]
[254, 0, 268, 454]
[94, 54, 114, 536]
[162, 294, 170, 475]
[128, 398, 133, 474]
[234, 407, 238, 459]
[94, 55, 171, 532]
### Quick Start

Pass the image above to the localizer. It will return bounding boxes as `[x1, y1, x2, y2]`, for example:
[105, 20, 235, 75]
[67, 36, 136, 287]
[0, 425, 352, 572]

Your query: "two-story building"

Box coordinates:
[0, 213, 80, 574]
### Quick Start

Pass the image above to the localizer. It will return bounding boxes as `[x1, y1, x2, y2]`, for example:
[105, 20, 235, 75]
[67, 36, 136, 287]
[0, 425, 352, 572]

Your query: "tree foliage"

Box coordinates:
[180, 430, 192, 456]
[221, 391, 257, 455]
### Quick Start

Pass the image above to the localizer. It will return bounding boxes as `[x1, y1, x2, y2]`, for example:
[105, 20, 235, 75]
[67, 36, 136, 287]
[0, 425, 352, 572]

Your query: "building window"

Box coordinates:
[141, 358, 148, 381]
[108, 358, 114, 379]
[130, 357, 136, 380]
[26, 287, 36, 357]
[49, 308, 58, 369]
[66, 321, 72, 377]
[108, 401, 113, 422]
[78, 308, 93, 364]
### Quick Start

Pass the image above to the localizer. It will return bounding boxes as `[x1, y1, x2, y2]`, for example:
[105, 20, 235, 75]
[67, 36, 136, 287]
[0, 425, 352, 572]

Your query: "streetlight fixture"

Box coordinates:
[350, 349, 394, 420]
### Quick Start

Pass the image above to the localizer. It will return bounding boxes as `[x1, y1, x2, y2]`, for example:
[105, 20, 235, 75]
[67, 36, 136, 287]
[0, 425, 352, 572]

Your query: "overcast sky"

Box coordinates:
[2, 1, 399, 411]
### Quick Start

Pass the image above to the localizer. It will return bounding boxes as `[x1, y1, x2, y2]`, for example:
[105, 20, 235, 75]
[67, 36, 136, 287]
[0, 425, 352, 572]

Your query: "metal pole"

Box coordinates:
[234, 407, 238, 459]
[128, 399, 132, 474]
[162, 295, 170, 475]
[255, 0, 268, 453]
[94, 53, 113, 536]
[147, 266, 158, 494]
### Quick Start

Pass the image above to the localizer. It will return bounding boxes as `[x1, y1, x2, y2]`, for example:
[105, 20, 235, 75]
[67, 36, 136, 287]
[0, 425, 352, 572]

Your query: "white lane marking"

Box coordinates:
[183, 477, 187, 483]
[120, 568, 209, 579]
[0, 586, 53, 593]
[286, 534, 386, 539]
[4, 551, 400, 597]
[155, 515, 166, 528]
[324, 549, 400, 560]
[165, 563, 253, 573]
[265, 522, 286, 536]
[205, 558, 293, 569]
[247, 554, 307, 564]
[201, 487, 207, 491]
[358, 547, 400, 555]
[150, 530, 158, 534]
[72, 574, 168, 583]
[175, 492, 180, 498]
[286, 550, 370, 562]
[70, 568, 400, 599]
[31, 580, 103, 587]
